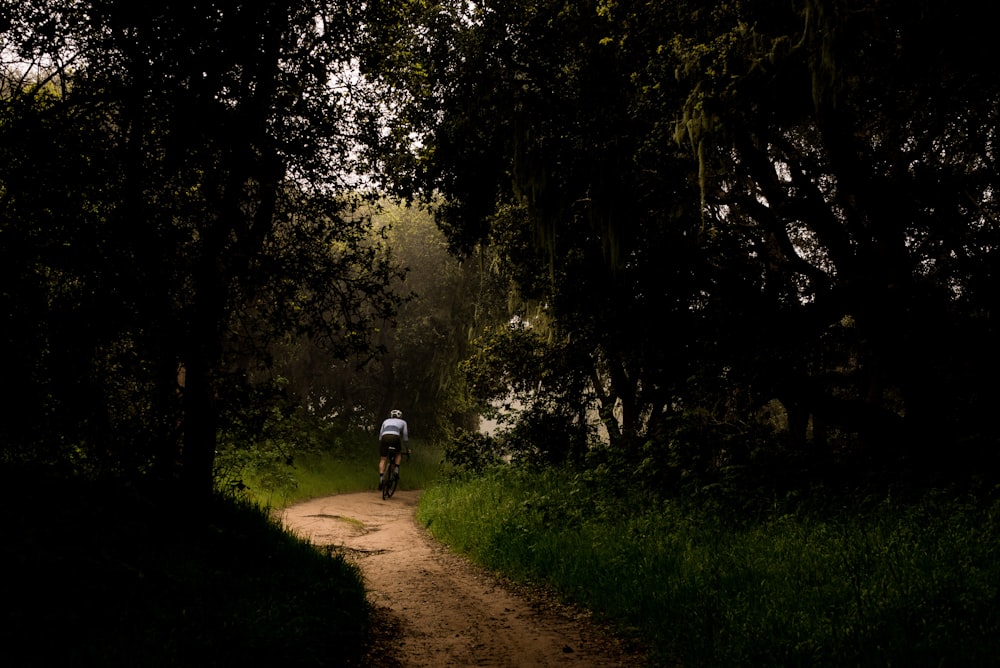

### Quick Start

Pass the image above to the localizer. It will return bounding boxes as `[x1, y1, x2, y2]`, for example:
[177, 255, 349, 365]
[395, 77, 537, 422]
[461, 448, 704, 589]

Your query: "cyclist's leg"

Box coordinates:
[378, 438, 391, 489]
[383, 446, 398, 498]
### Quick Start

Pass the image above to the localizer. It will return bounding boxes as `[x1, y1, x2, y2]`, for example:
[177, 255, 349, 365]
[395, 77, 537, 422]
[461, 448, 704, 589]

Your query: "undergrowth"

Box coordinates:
[3, 465, 372, 667]
[216, 429, 443, 508]
[417, 466, 1000, 667]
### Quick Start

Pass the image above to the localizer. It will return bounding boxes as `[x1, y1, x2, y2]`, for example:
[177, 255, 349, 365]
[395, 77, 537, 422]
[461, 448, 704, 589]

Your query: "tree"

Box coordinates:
[378, 0, 711, 454]
[0, 75, 153, 465]
[663, 0, 1000, 464]
[382, 0, 1000, 481]
[1, 0, 403, 496]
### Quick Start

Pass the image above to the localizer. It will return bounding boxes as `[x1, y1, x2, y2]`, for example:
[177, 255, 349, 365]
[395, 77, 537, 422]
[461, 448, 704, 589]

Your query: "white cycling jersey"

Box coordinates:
[379, 417, 409, 443]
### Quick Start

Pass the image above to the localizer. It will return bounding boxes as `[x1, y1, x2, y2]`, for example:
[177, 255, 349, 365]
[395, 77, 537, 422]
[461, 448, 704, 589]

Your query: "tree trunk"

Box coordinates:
[177, 350, 218, 502]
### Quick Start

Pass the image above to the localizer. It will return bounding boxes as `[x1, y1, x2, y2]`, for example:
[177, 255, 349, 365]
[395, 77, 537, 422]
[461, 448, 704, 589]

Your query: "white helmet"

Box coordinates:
[389, 409, 402, 418]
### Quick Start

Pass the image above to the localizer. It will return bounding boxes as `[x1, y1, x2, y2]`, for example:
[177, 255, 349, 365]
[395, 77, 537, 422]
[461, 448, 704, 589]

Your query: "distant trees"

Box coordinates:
[382, 0, 1000, 482]
[377, 205, 500, 438]
[271, 203, 502, 440]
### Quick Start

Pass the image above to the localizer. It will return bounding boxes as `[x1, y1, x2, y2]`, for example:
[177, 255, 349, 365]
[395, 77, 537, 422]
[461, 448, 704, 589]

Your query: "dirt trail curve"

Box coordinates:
[279, 490, 646, 668]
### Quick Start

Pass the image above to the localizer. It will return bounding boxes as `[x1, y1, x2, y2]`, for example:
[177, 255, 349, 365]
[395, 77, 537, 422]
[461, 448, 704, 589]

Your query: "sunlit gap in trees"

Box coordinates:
[0, 44, 77, 97]
[320, 52, 425, 197]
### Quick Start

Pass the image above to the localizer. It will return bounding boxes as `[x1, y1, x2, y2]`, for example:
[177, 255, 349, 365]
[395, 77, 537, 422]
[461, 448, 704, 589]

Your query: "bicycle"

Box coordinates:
[381, 446, 411, 500]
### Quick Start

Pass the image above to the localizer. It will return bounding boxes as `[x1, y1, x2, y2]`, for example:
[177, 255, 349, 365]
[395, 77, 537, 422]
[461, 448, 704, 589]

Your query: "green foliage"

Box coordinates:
[213, 404, 337, 503]
[382, 0, 1000, 480]
[419, 468, 1000, 667]
[460, 321, 598, 464]
[500, 405, 593, 468]
[443, 428, 503, 474]
[215, 413, 446, 508]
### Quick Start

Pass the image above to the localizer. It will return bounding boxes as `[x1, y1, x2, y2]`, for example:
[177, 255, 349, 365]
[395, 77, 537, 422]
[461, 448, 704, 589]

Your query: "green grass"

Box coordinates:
[237, 437, 444, 508]
[417, 467, 1000, 667]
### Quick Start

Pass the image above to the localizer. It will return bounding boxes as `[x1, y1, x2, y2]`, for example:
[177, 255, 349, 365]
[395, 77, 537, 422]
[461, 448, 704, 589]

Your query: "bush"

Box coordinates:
[443, 428, 502, 473]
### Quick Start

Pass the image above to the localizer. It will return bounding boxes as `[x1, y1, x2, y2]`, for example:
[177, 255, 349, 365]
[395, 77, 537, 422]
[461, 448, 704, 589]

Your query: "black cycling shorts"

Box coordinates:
[379, 433, 402, 457]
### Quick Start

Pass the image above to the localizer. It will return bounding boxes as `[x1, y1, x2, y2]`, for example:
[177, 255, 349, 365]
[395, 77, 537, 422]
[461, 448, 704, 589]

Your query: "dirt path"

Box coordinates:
[279, 490, 645, 667]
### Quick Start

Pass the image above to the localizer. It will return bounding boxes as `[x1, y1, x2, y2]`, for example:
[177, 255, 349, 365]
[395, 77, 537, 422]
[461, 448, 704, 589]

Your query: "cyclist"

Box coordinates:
[378, 409, 409, 490]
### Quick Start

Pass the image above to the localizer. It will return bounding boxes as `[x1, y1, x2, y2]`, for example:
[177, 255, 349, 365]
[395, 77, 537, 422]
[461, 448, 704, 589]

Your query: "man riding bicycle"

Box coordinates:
[378, 409, 409, 491]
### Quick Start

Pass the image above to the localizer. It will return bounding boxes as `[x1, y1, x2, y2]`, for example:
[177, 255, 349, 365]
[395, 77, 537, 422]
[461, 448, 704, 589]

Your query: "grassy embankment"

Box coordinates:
[4, 469, 369, 666]
[3, 438, 442, 667]
[417, 466, 1000, 667]
[240, 435, 443, 508]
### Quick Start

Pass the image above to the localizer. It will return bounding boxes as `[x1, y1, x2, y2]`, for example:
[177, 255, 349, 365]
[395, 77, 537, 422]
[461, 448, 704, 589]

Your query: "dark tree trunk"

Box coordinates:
[178, 349, 219, 502]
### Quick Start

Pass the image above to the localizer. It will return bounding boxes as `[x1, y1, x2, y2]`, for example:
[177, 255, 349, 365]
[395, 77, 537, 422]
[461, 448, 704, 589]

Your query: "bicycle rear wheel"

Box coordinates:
[382, 469, 398, 499]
